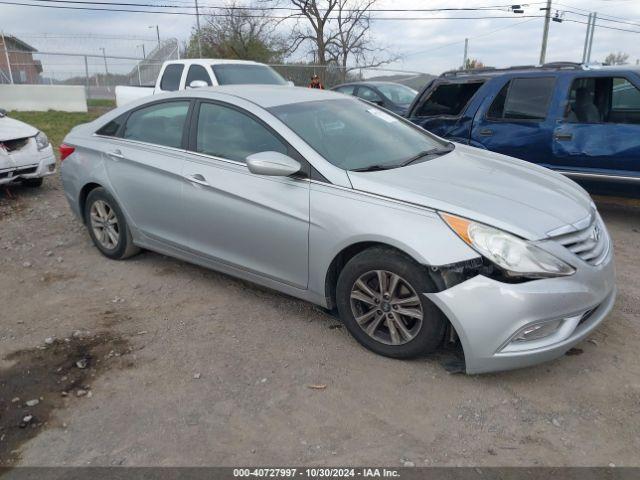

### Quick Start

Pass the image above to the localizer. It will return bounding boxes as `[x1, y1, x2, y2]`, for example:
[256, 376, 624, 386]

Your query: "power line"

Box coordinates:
[0, 1, 548, 21]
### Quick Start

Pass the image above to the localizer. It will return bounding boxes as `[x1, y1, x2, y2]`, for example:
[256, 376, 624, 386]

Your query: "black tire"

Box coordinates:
[336, 247, 446, 359]
[22, 177, 43, 188]
[84, 187, 140, 260]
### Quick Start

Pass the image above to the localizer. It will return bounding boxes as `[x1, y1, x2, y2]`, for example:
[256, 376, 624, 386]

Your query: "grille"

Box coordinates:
[552, 216, 609, 266]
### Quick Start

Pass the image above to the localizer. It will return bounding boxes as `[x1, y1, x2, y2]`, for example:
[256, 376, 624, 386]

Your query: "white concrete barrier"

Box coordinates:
[0, 85, 87, 112]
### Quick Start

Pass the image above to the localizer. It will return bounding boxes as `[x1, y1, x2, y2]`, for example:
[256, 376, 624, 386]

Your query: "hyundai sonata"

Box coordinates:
[60, 86, 615, 373]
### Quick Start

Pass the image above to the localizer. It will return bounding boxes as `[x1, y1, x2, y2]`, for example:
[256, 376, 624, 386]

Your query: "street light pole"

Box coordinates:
[138, 44, 146, 59]
[195, 0, 203, 57]
[539, 0, 552, 65]
[99, 47, 109, 76]
[462, 38, 469, 70]
[149, 25, 160, 47]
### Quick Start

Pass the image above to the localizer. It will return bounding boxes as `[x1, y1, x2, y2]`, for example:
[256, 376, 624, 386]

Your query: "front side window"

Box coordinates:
[565, 76, 640, 125]
[122, 101, 190, 148]
[488, 77, 555, 121]
[269, 98, 445, 171]
[211, 64, 287, 86]
[160, 64, 184, 91]
[356, 87, 383, 103]
[195, 103, 287, 162]
[415, 81, 483, 117]
[186, 64, 212, 86]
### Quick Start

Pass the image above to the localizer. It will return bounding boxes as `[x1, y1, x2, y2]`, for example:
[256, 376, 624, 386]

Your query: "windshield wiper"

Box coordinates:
[400, 145, 454, 167]
[350, 164, 397, 172]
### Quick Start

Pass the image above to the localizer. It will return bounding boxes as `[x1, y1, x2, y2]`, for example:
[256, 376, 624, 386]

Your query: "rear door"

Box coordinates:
[181, 100, 310, 288]
[99, 99, 191, 245]
[550, 73, 640, 178]
[470, 76, 558, 165]
[407, 80, 485, 143]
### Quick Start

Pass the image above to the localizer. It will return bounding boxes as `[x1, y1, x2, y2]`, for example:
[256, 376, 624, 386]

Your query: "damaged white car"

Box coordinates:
[0, 109, 56, 188]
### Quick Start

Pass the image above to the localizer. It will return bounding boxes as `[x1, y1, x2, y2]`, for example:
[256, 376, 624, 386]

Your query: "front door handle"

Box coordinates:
[107, 149, 125, 160]
[554, 133, 573, 141]
[478, 128, 494, 136]
[187, 173, 209, 186]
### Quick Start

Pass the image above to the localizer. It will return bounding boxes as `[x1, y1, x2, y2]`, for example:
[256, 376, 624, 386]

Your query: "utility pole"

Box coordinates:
[195, 0, 203, 58]
[1, 31, 14, 84]
[149, 25, 160, 47]
[586, 13, 597, 63]
[462, 38, 469, 70]
[138, 44, 146, 59]
[539, 0, 552, 65]
[582, 13, 593, 63]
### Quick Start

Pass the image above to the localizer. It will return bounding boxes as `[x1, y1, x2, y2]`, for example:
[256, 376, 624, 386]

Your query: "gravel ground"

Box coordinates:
[0, 174, 639, 467]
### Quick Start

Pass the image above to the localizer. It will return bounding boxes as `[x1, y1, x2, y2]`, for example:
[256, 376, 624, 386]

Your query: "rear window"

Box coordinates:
[96, 113, 127, 137]
[160, 64, 184, 91]
[488, 77, 555, 121]
[212, 64, 287, 86]
[415, 82, 483, 117]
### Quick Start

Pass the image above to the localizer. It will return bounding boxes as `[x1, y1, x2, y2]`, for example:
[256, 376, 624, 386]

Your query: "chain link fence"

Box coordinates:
[1, 37, 432, 101]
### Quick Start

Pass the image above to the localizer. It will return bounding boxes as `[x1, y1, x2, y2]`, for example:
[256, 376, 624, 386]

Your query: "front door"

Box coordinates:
[550, 74, 640, 177]
[470, 76, 558, 166]
[181, 100, 310, 289]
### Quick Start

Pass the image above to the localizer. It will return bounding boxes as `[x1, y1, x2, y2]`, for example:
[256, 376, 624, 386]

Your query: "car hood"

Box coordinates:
[0, 116, 38, 142]
[347, 144, 593, 240]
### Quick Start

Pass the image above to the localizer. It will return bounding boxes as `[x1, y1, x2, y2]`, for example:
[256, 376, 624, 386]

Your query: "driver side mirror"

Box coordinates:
[188, 80, 209, 89]
[246, 151, 301, 177]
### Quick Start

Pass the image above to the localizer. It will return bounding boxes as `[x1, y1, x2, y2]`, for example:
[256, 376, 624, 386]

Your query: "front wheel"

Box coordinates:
[84, 187, 140, 260]
[336, 247, 446, 358]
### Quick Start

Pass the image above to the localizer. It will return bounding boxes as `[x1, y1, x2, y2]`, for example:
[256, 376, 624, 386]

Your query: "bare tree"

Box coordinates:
[604, 52, 629, 66]
[275, 0, 396, 75]
[186, 2, 287, 63]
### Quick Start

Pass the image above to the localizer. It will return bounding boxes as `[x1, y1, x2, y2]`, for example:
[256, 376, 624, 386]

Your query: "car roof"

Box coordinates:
[438, 63, 640, 81]
[334, 81, 411, 88]
[191, 85, 349, 108]
[167, 59, 268, 66]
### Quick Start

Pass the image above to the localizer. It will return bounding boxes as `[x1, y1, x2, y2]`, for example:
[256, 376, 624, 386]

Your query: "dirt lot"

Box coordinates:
[1, 170, 639, 467]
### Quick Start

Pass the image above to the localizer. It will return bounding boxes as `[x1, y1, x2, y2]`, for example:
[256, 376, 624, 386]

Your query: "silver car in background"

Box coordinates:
[59, 86, 616, 374]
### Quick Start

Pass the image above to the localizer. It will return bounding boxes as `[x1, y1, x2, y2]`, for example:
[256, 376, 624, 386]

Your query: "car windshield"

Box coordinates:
[376, 84, 418, 105]
[212, 64, 287, 86]
[269, 99, 448, 171]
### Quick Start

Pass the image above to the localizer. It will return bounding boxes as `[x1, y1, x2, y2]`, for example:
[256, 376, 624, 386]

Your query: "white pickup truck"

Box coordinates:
[115, 59, 291, 107]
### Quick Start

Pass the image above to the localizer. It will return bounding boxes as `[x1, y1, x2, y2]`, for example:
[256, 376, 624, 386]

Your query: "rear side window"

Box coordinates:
[123, 101, 190, 148]
[160, 64, 184, 91]
[565, 76, 640, 125]
[195, 102, 287, 162]
[96, 113, 126, 137]
[186, 64, 212, 87]
[415, 82, 483, 117]
[488, 77, 555, 121]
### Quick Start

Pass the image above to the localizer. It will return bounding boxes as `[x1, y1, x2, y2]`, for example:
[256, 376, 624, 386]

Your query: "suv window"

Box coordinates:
[488, 77, 555, 121]
[186, 64, 212, 87]
[96, 113, 127, 137]
[415, 82, 483, 117]
[195, 102, 287, 162]
[356, 87, 383, 103]
[122, 101, 190, 148]
[160, 64, 184, 91]
[565, 77, 640, 125]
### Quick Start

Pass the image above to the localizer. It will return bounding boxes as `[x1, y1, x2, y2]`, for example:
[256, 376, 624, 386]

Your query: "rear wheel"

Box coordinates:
[84, 188, 140, 260]
[336, 247, 446, 358]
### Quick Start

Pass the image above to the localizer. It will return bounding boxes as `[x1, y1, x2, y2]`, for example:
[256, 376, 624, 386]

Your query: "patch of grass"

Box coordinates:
[87, 98, 116, 108]
[8, 110, 101, 156]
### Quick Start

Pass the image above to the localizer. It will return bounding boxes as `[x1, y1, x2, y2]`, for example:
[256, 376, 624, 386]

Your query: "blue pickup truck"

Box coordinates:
[406, 63, 640, 189]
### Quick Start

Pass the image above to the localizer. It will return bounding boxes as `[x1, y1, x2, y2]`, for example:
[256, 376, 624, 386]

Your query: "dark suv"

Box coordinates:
[406, 63, 640, 187]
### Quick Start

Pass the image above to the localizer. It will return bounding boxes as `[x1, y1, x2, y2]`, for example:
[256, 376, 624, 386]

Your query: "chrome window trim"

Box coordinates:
[92, 134, 188, 154]
[558, 170, 640, 184]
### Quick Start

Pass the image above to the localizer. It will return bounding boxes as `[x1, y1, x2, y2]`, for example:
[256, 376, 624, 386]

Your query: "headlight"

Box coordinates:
[441, 212, 575, 278]
[35, 131, 49, 151]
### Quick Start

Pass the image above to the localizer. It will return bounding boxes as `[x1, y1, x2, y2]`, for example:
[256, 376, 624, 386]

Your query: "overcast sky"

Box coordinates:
[1, 0, 639, 77]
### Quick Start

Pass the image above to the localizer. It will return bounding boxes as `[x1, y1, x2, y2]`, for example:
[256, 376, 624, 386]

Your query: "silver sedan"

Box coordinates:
[60, 86, 616, 374]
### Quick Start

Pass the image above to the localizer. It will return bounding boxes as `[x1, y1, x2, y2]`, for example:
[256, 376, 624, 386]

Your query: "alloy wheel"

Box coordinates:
[90, 199, 120, 250]
[349, 270, 424, 345]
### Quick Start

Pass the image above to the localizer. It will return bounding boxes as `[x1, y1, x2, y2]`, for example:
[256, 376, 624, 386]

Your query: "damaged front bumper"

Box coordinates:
[0, 141, 56, 185]
[426, 246, 616, 374]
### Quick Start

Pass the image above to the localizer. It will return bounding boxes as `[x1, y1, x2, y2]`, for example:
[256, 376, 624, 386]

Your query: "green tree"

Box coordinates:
[185, 2, 287, 62]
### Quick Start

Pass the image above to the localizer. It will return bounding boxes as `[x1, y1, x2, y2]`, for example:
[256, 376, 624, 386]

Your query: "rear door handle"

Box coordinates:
[554, 133, 573, 141]
[107, 149, 125, 160]
[478, 129, 493, 136]
[187, 173, 209, 186]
